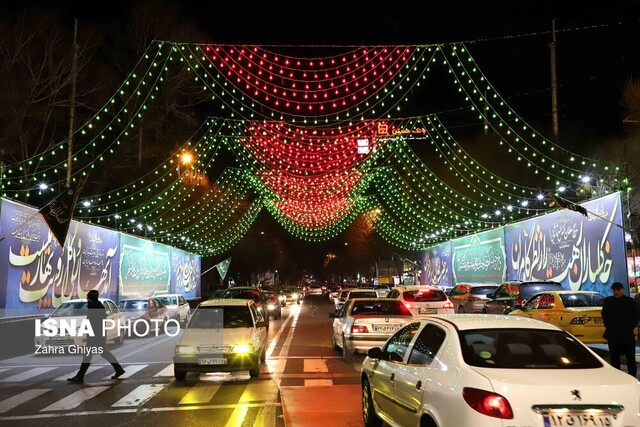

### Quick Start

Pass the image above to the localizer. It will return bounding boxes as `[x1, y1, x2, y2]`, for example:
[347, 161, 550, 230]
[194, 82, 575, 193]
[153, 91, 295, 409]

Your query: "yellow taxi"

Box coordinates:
[509, 290, 607, 343]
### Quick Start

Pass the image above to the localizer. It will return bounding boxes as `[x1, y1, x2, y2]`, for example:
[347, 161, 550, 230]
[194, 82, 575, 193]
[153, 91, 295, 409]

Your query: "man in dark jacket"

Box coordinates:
[602, 282, 640, 377]
[68, 290, 125, 383]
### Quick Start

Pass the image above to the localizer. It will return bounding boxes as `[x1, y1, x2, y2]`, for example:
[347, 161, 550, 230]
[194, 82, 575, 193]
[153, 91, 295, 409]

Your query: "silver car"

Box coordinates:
[330, 298, 413, 362]
[448, 283, 499, 313]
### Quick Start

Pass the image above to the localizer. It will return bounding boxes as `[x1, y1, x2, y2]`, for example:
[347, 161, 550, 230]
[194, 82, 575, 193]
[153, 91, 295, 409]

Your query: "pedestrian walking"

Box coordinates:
[602, 282, 640, 377]
[67, 290, 125, 383]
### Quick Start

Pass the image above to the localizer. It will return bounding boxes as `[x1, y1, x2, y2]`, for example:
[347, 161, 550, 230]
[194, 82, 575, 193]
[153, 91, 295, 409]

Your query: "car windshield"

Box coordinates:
[560, 293, 605, 308]
[158, 296, 177, 306]
[521, 283, 563, 300]
[188, 306, 254, 328]
[119, 300, 149, 310]
[403, 289, 447, 302]
[460, 328, 603, 369]
[349, 291, 378, 299]
[51, 301, 88, 317]
[350, 300, 411, 316]
[223, 289, 261, 302]
[470, 286, 499, 295]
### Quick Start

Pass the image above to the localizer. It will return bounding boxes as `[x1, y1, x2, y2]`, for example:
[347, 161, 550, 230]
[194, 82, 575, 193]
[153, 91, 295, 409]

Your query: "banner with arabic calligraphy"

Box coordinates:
[505, 192, 626, 294]
[0, 199, 119, 314]
[170, 247, 201, 299]
[452, 228, 506, 284]
[119, 235, 171, 297]
[420, 241, 453, 287]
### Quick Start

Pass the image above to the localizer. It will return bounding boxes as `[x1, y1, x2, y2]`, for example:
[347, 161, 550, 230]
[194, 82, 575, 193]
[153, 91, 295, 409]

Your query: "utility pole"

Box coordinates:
[66, 18, 79, 189]
[549, 18, 559, 142]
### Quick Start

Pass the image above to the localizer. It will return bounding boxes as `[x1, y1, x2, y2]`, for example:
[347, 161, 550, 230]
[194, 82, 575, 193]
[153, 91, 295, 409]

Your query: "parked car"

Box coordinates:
[155, 293, 191, 325]
[509, 290, 610, 343]
[386, 285, 454, 317]
[483, 281, 564, 314]
[173, 299, 268, 379]
[330, 298, 413, 362]
[261, 290, 283, 320]
[118, 297, 169, 336]
[34, 298, 125, 349]
[448, 283, 500, 313]
[361, 314, 639, 427]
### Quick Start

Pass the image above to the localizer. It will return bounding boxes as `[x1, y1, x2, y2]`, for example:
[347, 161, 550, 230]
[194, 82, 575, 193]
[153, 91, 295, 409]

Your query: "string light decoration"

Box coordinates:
[0, 41, 622, 255]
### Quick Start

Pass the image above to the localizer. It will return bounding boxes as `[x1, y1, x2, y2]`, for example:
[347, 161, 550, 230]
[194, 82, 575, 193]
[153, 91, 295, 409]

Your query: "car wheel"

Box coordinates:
[362, 378, 383, 427]
[174, 365, 187, 381]
[457, 305, 465, 314]
[250, 352, 263, 378]
[342, 335, 353, 362]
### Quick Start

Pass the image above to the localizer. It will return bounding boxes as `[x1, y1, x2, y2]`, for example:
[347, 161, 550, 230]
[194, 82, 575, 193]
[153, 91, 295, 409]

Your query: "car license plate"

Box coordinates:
[373, 325, 399, 333]
[198, 358, 227, 365]
[543, 412, 614, 427]
[418, 308, 436, 314]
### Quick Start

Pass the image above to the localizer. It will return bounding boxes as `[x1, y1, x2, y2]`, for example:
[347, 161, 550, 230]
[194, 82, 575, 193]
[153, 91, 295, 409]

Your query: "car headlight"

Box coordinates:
[231, 343, 254, 354]
[292, 293, 299, 299]
[278, 296, 285, 301]
[176, 345, 196, 354]
[267, 303, 276, 311]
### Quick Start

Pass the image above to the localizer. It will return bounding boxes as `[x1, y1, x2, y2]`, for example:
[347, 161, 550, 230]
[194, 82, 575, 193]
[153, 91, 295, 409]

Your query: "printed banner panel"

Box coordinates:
[0, 199, 119, 314]
[170, 247, 201, 299]
[119, 234, 171, 298]
[420, 241, 453, 287]
[452, 228, 506, 284]
[505, 192, 626, 295]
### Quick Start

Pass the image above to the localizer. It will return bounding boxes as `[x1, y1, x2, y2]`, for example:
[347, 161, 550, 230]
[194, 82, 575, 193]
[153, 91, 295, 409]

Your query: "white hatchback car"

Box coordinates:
[361, 314, 640, 427]
[386, 285, 454, 317]
[173, 299, 268, 379]
[155, 293, 191, 325]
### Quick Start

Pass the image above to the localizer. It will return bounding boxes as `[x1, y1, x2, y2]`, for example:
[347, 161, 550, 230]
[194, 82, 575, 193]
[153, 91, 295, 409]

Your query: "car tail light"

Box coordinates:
[351, 325, 369, 333]
[442, 301, 454, 309]
[463, 387, 513, 419]
[515, 298, 524, 306]
[404, 303, 412, 309]
[569, 316, 591, 325]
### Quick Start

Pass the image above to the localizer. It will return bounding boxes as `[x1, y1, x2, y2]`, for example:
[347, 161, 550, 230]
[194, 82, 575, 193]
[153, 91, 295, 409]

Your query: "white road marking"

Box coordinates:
[254, 405, 276, 427]
[102, 364, 147, 379]
[0, 389, 50, 413]
[239, 380, 279, 403]
[304, 379, 333, 387]
[303, 358, 328, 373]
[111, 384, 165, 407]
[178, 383, 221, 404]
[40, 386, 109, 411]
[153, 363, 174, 377]
[0, 367, 56, 383]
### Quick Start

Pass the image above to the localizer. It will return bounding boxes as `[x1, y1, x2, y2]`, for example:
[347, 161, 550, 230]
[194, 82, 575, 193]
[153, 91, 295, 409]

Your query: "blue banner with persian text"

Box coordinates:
[420, 241, 452, 287]
[504, 192, 626, 295]
[452, 228, 506, 284]
[0, 199, 119, 314]
[170, 247, 201, 299]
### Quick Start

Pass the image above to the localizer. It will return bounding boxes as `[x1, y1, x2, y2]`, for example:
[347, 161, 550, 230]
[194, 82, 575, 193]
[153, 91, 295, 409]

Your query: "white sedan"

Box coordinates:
[361, 314, 639, 427]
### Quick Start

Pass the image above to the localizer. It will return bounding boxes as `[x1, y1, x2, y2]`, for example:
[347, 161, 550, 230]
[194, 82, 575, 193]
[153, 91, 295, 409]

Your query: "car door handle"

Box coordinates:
[390, 373, 395, 382]
[415, 380, 422, 390]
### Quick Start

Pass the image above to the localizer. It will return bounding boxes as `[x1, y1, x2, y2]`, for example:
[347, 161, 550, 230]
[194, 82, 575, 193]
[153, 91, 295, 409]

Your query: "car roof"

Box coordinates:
[58, 298, 113, 303]
[199, 299, 253, 307]
[532, 290, 602, 295]
[396, 285, 443, 291]
[426, 314, 561, 331]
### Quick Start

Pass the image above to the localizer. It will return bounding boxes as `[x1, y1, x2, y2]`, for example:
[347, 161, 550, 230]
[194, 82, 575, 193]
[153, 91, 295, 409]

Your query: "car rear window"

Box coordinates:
[470, 286, 499, 295]
[158, 296, 177, 306]
[350, 300, 411, 316]
[188, 306, 253, 328]
[223, 289, 261, 302]
[460, 328, 602, 369]
[559, 293, 605, 308]
[119, 300, 149, 310]
[520, 283, 564, 300]
[402, 289, 447, 302]
[349, 291, 378, 299]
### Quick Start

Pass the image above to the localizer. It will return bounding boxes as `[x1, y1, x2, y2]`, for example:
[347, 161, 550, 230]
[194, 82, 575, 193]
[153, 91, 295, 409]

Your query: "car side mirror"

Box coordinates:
[367, 347, 384, 359]
[256, 321, 269, 328]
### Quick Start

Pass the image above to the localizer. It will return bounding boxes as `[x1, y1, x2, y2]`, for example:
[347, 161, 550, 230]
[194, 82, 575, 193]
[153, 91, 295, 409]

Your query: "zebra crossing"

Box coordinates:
[0, 357, 361, 423]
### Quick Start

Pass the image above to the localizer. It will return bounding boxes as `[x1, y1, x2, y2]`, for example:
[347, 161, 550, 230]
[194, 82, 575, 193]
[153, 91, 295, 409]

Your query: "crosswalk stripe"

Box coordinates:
[0, 367, 56, 383]
[239, 380, 279, 403]
[304, 379, 333, 387]
[0, 369, 9, 376]
[178, 383, 221, 405]
[0, 389, 50, 413]
[303, 359, 328, 373]
[111, 384, 165, 407]
[40, 386, 109, 411]
[254, 405, 276, 427]
[102, 364, 147, 379]
[153, 364, 174, 377]
[224, 405, 250, 427]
